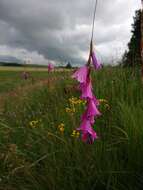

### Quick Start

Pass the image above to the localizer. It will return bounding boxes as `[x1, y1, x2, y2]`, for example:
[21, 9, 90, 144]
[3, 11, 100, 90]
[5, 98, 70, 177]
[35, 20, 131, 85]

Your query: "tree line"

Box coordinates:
[122, 10, 142, 67]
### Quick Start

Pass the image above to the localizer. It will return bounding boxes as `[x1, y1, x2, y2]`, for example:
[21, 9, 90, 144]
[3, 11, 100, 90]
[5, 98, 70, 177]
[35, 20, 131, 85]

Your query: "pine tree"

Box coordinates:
[66, 62, 72, 69]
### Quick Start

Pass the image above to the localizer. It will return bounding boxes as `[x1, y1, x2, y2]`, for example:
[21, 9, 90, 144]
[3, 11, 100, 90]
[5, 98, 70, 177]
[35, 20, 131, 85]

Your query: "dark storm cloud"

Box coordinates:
[0, 0, 141, 65]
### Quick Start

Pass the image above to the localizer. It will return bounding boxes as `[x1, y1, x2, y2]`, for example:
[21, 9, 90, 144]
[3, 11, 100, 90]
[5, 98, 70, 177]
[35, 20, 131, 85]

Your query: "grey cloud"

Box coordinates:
[0, 0, 141, 65]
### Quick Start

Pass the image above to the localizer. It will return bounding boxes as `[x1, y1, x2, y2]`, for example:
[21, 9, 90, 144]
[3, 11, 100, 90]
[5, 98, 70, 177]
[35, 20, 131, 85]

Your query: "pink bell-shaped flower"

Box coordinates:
[72, 65, 89, 84]
[77, 119, 98, 144]
[86, 98, 101, 118]
[80, 78, 93, 99]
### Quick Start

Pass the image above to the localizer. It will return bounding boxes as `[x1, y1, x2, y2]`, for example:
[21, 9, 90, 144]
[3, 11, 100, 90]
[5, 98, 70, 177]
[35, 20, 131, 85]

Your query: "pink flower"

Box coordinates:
[77, 119, 98, 144]
[71, 48, 103, 144]
[82, 132, 98, 144]
[91, 52, 102, 70]
[86, 98, 101, 117]
[81, 98, 101, 125]
[92, 95, 100, 106]
[72, 65, 89, 83]
[48, 63, 54, 72]
[80, 78, 93, 99]
[81, 111, 95, 125]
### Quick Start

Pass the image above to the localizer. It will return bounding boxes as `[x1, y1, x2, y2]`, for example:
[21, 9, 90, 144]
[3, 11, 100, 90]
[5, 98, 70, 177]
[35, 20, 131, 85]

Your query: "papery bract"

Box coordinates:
[72, 65, 89, 84]
[91, 52, 102, 70]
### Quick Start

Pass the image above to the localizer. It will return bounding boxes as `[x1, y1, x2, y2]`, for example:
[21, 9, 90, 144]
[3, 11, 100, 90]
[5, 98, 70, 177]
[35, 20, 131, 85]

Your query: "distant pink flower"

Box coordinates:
[80, 78, 93, 99]
[77, 119, 98, 144]
[72, 65, 89, 84]
[91, 52, 102, 70]
[48, 63, 54, 72]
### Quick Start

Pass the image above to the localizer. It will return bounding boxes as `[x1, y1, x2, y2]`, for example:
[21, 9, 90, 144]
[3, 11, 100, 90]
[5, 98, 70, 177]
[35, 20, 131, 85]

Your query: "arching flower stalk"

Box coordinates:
[72, 41, 102, 144]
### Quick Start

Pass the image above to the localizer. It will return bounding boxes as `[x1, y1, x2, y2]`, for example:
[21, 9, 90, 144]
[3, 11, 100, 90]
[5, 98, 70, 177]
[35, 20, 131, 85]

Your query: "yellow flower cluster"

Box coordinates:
[69, 97, 86, 105]
[65, 107, 75, 114]
[99, 99, 108, 104]
[71, 130, 80, 138]
[29, 119, 41, 128]
[66, 97, 86, 114]
[57, 123, 65, 133]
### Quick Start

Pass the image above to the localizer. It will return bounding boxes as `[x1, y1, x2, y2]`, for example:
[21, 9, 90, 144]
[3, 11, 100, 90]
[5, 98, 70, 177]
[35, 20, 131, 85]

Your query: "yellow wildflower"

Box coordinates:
[99, 99, 108, 104]
[71, 130, 80, 138]
[29, 119, 40, 128]
[81, 100, 86, 105]
[66, 107, 72, 113]
[69, 97, 78, 105]
[71, 130, 76, 136]
[57, 123, 65, 133]
[69, 97, 85, 105]
[65, 107, 75, 114]
[76, 131, 80, 138]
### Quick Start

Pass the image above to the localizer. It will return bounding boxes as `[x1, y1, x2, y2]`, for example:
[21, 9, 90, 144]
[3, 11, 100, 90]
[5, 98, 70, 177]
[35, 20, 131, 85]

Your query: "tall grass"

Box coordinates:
[0, 67, 143, 190]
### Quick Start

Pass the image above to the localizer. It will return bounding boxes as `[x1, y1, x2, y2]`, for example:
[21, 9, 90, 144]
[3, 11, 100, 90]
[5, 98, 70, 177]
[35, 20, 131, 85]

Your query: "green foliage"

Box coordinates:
[0, 67, 143, 190]
[122, 10, 141, 67]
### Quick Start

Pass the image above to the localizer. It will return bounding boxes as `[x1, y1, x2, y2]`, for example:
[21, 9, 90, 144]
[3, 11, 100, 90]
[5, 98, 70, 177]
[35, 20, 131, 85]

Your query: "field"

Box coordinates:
[0, 66, 143, 190]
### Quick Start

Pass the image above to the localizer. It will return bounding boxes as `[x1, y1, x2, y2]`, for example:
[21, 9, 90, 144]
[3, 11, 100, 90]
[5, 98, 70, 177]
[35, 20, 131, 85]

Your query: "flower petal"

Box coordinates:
[72, 65, 89, 83]
[80, 78, 93, 99]
[91, 52, 102, 70]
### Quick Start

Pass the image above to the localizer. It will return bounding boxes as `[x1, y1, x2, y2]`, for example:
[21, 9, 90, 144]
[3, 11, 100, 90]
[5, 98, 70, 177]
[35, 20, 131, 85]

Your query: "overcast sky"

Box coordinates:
[0, 0, 141, 65]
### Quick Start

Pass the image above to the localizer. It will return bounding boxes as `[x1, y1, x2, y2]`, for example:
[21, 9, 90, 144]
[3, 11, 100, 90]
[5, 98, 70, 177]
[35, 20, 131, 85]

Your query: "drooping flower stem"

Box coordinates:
[72, 0, 101, 143]
[72, 41, 102, 144]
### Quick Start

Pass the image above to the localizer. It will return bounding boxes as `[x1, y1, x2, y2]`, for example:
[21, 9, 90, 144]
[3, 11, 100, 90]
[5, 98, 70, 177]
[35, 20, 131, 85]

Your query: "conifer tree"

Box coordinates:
[123, 10, 141, 67]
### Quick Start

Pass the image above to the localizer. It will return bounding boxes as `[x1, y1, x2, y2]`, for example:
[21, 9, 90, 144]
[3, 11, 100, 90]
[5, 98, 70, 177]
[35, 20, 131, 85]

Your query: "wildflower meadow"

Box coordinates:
[0, 0, 142, 189]
[0, 66, 143, 190]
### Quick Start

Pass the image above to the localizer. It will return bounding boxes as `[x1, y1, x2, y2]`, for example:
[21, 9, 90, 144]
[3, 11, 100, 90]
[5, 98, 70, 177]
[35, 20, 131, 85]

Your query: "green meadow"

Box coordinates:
[0, 66, 143, 190]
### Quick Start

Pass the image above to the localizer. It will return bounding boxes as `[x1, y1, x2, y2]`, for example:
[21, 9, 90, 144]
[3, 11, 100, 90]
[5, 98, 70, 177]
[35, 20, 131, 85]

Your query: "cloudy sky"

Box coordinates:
[0, 0, 141, 66]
